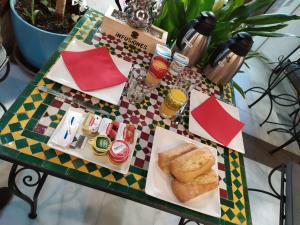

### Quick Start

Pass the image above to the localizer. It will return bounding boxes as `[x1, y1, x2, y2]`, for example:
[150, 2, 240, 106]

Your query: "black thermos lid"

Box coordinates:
[194, 11, 216, 36]
[229, 32, 253, 56]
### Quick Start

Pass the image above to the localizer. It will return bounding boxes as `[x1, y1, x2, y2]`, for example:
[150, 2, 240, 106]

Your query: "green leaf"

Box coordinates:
[185, 0, 215, 21]
[240, 24, 288, 33]
[41, 0, 48, 7]
[48, 7, 56, 13]
[32, 9, 39, 24]
[23, 8, 31, 19]
[245, 14, 300, 25]
[245, 50, 271, 63]
[210, 21, 233, 45]
[248, 31, 300, 38]
[153, 1, 168, 27]
[233, 80, 245, 98]
[245, 0, 274, 15]
[217, 0, 244, 21]
[212, 0, 225, 13]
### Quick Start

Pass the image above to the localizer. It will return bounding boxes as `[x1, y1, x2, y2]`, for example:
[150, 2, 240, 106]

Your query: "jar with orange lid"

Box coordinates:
[145, 44, 171, 86]
[160, 88, 188, 119]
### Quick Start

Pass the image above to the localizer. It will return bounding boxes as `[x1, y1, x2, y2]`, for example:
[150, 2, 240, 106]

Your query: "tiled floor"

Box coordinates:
[234, 58, 300, 155]
[0, 158, 280, 225]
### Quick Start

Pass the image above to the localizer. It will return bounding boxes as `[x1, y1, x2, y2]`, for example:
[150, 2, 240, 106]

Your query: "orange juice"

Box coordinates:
[160, 88, 187, 118]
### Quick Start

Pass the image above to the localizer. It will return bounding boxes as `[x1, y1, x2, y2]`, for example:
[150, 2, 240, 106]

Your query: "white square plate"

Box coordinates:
[189, 89, 245, 154]
[46, 38, 132, 106]
[145, 126, 221, 218]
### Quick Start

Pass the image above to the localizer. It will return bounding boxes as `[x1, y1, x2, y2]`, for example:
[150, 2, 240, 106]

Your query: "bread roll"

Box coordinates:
[172, 170, 219, 202]
[158, 143, 197, 175]
[170, 147, 215, 183]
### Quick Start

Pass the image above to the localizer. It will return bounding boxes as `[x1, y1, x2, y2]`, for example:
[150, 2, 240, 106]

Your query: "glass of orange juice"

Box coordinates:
[160, 88, 188, 119]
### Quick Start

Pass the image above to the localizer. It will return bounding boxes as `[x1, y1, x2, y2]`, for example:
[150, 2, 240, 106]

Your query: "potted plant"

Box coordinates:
[154, 0, 300, 96]
[10, 0, 88, 69]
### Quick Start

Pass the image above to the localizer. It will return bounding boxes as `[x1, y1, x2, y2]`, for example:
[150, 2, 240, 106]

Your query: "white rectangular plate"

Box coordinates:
[189, 89, 245, 154]
[46, 38, 132, 106]
[47, 107, 138, 174]
[145, 126, 221, 218]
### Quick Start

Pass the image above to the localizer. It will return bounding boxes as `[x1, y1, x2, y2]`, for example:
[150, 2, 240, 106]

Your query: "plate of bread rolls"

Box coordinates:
[145, 127, 221, 217]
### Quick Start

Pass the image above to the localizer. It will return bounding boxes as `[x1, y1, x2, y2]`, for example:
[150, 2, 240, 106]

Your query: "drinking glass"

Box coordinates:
[127, 67, 155, 104]
[159, 87, 188, 119]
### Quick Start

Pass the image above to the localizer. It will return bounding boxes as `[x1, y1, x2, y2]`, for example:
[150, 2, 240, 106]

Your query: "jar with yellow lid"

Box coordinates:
[160, 88, 187, 119]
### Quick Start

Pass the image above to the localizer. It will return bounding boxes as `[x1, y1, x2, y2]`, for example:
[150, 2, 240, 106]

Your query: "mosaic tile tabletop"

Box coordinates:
[0, 9, 251, 225]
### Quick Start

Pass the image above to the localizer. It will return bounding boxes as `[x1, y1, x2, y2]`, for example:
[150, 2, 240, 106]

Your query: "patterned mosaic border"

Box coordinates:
[0, 9, 251, 225]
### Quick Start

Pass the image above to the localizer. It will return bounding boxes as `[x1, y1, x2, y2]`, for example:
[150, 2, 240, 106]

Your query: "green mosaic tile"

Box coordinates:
[230, 151, 238, 159]
[8, 122, 23, 132]
[237, 212, 246, 223]
[225, 208, 235, 220]
[25, 119, 38, 130]
[44, 148, 57, 159]
[17, 153, 44, 166]
[66, 168, 90, 182]
[221, 199, 235, 210]
[0, 133, 14, 144]
[0, 112, 13, 131]
[85, 162, 98, 173]
[232, 169, 240, 178]
[125, 174, 137, 185]
[15, 139, 29, 149]
[231, 160, 239, 168]
[88, 174, 109, 188]
[99, 167, 111, 177]
[129, 165, 147, 177]
[17, 113, 29, 121]
[0, 145, 19, 158]
[235, 200, 244, 211]
[30, 143, 44, 154]
[32, 104, 48, 120]
[109, 182, 128, 192]
[22, 129, 46, 143]
[50, 115, 58, 121]
[49, 122, 59, 128]
[6, 97, 25, 115]
[41, 161, 67, 174]
[234, 189, 242, 199]
[31, 93, 43, 102]
[72, 158, 85, 169]
[137, 178, 146, 189]
[58, 109, 65, 116]
[233, 179, 241, 188]
[58, 153, 71, 164]
[23, 102, 35, 111]
[43, 94, 55, 105]
[112, 172, 123, 181]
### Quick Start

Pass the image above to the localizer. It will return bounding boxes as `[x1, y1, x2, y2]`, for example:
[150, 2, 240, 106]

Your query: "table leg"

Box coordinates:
[8, 164, 48, 219]
[178, 217, 202, 225]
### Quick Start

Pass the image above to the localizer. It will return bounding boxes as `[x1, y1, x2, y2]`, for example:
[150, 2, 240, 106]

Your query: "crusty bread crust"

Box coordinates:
[171, 170, 219, 202]
[158, 143, 197, 175]
[170, 147, 215, 183]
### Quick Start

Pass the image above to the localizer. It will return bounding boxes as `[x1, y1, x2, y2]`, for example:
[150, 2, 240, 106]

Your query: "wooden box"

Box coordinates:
[100, 6, 168, 54]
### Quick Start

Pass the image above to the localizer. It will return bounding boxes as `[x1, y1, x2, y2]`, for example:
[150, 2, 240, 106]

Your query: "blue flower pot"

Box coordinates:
[10, 0, 67, 69]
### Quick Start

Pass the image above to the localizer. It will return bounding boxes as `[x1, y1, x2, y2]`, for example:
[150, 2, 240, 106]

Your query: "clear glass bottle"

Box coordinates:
[169, 52, 189, 76]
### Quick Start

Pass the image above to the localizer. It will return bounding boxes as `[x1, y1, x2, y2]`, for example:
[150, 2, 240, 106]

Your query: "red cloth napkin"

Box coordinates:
[61, 46, 128, 91]
[191, 96, 244, 146]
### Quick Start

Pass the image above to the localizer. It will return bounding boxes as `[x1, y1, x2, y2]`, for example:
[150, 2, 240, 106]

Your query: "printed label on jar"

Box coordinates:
[149, 56, 169, 79]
